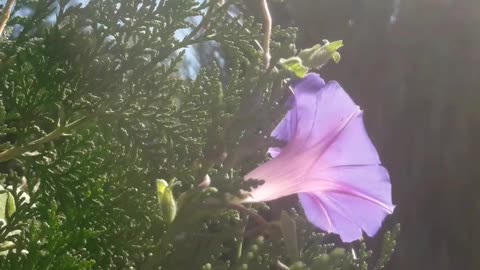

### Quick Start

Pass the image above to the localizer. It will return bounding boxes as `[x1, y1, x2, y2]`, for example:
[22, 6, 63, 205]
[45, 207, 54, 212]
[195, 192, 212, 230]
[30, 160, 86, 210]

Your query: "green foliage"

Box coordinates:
[273, 210, 400, 270]
[0, 0, 397, 269]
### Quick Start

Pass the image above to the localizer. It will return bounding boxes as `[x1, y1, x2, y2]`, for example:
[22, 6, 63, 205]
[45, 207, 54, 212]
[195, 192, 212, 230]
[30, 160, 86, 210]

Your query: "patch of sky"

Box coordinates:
[1, 0, 230, 78]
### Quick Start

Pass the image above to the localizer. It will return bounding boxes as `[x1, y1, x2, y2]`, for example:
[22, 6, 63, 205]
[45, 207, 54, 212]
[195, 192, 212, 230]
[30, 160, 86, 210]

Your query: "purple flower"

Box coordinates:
[244, 73, 394, 242]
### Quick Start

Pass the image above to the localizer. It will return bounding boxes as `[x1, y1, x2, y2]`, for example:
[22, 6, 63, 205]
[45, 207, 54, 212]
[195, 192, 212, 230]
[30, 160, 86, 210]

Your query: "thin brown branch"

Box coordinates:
[0, 114, 91, 163]
[276, 260, 290, 270]
[205, 201, 269, 225]
[0, 0, 16, 38]
[259, 0, 271, 69]
[219, 202, 269, 227]
[206, 202, 272, 238]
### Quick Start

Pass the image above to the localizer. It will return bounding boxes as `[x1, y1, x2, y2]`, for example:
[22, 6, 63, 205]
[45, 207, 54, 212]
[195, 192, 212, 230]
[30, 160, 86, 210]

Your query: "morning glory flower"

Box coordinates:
[244, 73, 394, 242]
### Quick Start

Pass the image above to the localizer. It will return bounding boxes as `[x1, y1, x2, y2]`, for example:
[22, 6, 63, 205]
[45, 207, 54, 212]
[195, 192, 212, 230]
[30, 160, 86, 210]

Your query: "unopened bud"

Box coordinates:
[156, 179, 177, 223]
[0, 186, 15, 223]
[298, 40, 343, 69]
[278, 57, 308, 78]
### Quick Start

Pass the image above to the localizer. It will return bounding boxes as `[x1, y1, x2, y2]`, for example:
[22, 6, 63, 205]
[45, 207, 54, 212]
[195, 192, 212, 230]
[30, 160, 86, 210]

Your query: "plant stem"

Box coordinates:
[0, 115, 90, 163]
[276, 260, 290, 270]
[235, 203, 251, 260]
[259, 0, 271, 69]
[0, 0, 16, 38]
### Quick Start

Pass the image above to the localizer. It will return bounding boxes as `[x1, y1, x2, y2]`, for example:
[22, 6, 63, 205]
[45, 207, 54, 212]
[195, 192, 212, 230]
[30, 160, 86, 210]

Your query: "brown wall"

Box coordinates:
[245, 0, 480, 269]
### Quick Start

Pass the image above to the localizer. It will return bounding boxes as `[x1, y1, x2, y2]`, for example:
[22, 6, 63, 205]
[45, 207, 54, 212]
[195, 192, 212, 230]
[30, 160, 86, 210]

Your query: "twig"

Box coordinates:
[235, 213, 248, 259]
[212, 202, 269, 227]
[205, 202, 272, 240]
[0, 0, 16, 38]
[0, 113, 92, 163]
[259, 0, 271, 69]
[276, 260, 290, 270]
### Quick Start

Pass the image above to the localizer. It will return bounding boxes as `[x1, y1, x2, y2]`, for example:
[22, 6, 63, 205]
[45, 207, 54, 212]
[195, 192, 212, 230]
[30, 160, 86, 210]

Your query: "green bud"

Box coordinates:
[278, 57, 309, 78]
[298, 43, 321, 57]
[6, 192, 15, 219]
[298, 40, 343, 69]
[156, 179, 177, 223]
[0, 187, 15, 223]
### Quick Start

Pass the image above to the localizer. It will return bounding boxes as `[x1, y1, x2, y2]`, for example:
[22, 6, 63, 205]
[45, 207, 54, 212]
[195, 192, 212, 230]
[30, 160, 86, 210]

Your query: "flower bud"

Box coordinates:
[0, 187, 15, 223]
[298, 40, 343, 69]
[156, 179, 176, 223]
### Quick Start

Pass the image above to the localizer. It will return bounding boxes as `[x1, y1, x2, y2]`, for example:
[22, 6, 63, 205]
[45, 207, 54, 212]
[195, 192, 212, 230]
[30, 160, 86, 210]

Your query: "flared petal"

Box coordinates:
[299, 193, 362, 242]
[299, 190, 391, 242]
[299, 164, 394, 242]
[244, 73, 394, 242]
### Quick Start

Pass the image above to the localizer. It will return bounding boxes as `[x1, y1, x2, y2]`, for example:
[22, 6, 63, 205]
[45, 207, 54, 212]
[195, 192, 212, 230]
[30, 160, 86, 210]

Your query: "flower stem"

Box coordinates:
[0, 0, 16, 38]
[259, 0, 272, 69]
[0, 114, 90, 163]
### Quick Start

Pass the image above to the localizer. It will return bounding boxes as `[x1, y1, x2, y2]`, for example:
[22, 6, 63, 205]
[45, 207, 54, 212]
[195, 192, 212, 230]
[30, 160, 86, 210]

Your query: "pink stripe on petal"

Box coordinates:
[316, 165, 393, 212]
[290, 79, 359, 150]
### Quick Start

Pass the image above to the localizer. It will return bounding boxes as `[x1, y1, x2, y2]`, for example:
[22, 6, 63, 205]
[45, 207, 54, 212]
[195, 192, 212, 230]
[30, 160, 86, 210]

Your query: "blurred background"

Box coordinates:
[239, 0, 480, 269]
